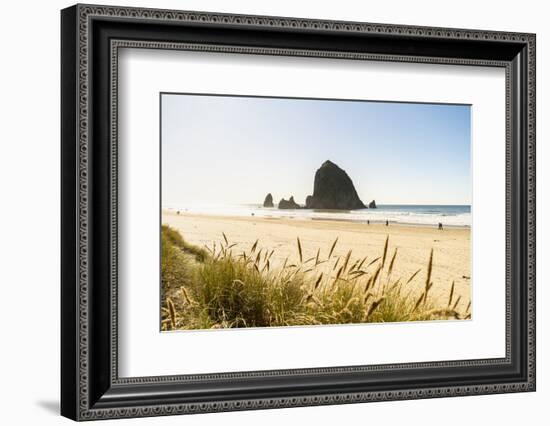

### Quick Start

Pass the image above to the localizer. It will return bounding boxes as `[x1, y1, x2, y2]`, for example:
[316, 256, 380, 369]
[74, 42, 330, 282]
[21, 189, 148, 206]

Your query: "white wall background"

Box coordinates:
[0, 0, 546, 424]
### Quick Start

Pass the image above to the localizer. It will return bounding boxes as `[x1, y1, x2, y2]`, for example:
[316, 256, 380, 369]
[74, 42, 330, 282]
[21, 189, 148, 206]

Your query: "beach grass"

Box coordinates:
[160, 225, 470, 331]
[162, 224, 209, 262]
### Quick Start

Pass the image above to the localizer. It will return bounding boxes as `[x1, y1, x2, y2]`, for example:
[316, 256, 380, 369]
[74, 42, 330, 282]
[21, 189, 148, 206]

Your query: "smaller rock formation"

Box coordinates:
[278, 196, 300, 209]
[368, 200, 377, 209]
[263, 193, 274, 208]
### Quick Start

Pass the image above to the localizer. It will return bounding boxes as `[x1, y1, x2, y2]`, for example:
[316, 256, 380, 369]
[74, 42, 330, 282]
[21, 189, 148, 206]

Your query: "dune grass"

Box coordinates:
[160, 225, 470, 331]
[162, 224, 209, 262]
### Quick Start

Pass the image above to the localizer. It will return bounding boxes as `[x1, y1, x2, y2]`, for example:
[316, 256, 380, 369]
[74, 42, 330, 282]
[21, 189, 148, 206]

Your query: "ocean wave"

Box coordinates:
[165, 203, 471, 227]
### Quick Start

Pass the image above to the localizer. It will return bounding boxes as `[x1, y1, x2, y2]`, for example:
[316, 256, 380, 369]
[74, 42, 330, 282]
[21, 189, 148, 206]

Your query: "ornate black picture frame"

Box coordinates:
[61, 4, 536, 421]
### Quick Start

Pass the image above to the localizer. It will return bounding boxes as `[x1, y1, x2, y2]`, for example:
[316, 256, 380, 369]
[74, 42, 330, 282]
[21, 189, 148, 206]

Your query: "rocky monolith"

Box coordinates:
[305, 160, 366, 210]
[263, 193, 274, 207]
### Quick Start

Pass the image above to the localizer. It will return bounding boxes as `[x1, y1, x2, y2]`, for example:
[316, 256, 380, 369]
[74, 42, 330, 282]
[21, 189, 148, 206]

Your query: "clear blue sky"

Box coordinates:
[161, 93, 471, 206]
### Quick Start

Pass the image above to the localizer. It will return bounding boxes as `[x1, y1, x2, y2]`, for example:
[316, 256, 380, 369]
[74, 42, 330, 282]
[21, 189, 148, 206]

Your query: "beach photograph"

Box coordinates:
[160, 93, 472, 331]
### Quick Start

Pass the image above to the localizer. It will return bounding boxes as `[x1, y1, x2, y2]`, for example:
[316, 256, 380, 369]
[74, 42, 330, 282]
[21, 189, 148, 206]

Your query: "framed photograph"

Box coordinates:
[61, 4, 536, 421]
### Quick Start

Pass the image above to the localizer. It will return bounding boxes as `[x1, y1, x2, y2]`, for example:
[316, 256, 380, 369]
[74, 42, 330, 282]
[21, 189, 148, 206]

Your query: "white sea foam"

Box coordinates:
[164, 203, 471, 227]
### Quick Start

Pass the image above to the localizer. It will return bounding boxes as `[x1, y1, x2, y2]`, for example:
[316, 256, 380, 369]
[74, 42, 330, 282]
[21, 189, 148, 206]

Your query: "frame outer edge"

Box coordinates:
[76, 2, 91, 420]
[67, 4, 536, 420]
[61, 4, 80, 422]
[527, 34, 536, 390]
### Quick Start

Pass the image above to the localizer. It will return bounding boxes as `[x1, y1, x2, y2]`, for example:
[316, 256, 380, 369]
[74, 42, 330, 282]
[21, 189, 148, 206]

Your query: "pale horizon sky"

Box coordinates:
[161, 93, 471, 206]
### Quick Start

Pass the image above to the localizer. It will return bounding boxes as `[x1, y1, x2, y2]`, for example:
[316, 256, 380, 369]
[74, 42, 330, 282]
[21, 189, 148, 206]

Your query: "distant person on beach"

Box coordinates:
[176, 210, 180, 215]
[385, 220, 389, 226]
[367, 220, 370, 225]
[438, 222, 443, 230]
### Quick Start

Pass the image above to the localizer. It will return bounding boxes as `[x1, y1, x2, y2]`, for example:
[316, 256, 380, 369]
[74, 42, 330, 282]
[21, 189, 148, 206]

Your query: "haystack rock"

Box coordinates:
[278, 196, 300, 209]
[305, 160, 366, 210]
[368, 200, 377, 209]
[263, 193, 274, 207]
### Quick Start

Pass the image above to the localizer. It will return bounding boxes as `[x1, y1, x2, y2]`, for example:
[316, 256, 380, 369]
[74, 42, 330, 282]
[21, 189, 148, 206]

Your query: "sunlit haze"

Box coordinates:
[161, 93, 471, 206]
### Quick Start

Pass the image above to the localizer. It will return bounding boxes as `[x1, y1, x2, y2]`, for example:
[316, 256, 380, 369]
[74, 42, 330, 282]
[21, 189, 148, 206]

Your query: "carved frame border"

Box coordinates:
[62, 3, 535, 421]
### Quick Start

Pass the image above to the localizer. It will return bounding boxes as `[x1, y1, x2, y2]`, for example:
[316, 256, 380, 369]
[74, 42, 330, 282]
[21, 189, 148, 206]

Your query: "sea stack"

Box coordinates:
[263, 193, 274, 207]
[278, 196, 300, 209]
[305, 160, 366, 210]
[369, 200, 377, 209]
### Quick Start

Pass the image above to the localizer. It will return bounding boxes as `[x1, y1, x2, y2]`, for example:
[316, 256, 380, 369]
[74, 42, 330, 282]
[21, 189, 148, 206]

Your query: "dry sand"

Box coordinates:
[163, 210, 471, 309]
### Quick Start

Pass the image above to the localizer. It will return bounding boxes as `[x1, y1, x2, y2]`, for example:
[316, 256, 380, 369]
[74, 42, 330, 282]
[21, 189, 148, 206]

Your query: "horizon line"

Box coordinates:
[162, 202, 472, 207]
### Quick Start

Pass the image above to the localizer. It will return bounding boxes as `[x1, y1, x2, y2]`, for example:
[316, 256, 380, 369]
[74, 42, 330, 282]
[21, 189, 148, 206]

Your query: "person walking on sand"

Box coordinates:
[385, 220, 389, 226]
[438, 222, 443, 230]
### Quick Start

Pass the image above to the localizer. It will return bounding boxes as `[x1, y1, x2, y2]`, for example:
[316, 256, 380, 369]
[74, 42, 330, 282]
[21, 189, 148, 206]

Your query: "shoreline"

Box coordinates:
[163, 207, 471, 229]
[308, 216, 470, 229]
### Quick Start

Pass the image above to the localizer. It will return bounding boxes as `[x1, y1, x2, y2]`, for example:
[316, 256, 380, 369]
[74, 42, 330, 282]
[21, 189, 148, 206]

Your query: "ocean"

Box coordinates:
[164, 203, 471, 227]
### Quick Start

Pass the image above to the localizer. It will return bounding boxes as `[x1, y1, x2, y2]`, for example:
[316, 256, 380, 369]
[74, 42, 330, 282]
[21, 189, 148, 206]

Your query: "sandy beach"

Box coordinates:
[163, 210, 471, 309]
